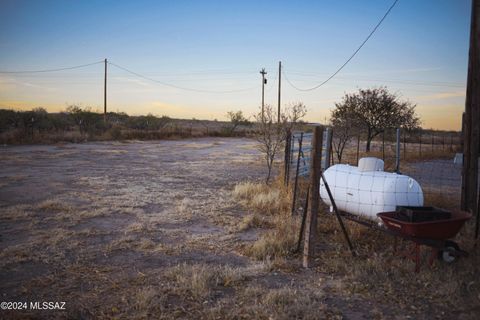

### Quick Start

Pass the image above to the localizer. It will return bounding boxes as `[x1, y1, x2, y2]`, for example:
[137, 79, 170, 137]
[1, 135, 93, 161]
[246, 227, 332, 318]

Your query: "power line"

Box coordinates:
[108, 61, 257, 94]
[0, 61, 104, 74]
[284, 0, 400, 92]
[285, 75, 464, 88]
[286, 71, 464, 87]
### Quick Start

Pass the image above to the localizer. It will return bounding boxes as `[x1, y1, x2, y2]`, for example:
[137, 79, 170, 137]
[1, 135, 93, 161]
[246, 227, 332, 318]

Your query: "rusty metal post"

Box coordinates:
[291, 133, 304, 216]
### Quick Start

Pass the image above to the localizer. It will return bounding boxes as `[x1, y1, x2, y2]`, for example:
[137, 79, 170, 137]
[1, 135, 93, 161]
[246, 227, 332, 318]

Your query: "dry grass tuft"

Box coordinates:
[233, 181, 290, 215]
[225, 285, 332, 320]
[245, 216, 299, 260]
[237, 213, 272, 231]
[176, 198, 195, 219]
[166, 263, 246, 299]
[233, 179, 301, 260]
[36, 199, 72, 213]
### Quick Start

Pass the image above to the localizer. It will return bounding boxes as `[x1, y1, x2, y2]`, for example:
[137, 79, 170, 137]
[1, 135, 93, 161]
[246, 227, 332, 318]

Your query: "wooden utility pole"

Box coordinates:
[303, 126, 323, 268]
[277, 61, 282, 123]
[461, 0, 480, 239]
[104, 58, 107, 123]
[260, 68, 267, 120]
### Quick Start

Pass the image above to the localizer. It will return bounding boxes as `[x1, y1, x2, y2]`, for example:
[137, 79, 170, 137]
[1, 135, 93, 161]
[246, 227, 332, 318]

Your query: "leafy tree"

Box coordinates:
[127, 114, 170, 130]
[331, 87, 420, 152]
[0, 109, 18, 133]
[66, 105, 104, 137]
[226, 110, 250, 133]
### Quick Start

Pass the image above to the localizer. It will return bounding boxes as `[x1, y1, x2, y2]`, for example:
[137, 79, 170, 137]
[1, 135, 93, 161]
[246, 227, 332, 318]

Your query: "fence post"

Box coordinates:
[418, 132, 422, 157]
[291, 133, 304, 216]
[356, 134, 360, 165]
[395, 128, 401, 173]
[403, 130, 407, 160]
[323, 127, 332, 170]
[284, 130, 292, 186]
[303, 126, 323, 268]
[382, 131, 385, 161]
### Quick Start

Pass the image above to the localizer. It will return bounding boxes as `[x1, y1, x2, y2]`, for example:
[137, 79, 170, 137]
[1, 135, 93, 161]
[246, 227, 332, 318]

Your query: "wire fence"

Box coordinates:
[288, 128, 463, 215]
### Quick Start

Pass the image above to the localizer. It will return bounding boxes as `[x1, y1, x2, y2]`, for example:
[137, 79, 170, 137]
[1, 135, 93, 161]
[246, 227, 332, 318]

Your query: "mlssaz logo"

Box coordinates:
[30, 302, 66, 310]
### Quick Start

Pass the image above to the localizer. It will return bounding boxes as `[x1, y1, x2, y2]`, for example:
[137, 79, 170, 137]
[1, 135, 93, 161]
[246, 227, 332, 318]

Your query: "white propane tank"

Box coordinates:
[320, 159, 423, 221]
[358, 157, 384, 172]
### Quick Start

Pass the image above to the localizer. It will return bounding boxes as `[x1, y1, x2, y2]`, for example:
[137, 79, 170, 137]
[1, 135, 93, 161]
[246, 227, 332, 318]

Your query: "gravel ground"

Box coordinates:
[0, 138, 474, 319]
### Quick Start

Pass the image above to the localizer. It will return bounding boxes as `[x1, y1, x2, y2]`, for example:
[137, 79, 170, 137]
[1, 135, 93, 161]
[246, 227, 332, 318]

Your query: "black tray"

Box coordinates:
[395, 206, 451, 223]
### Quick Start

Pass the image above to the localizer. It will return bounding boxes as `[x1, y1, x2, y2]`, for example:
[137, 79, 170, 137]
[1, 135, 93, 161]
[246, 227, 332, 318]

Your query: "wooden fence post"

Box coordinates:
[303, 126, 323, 268]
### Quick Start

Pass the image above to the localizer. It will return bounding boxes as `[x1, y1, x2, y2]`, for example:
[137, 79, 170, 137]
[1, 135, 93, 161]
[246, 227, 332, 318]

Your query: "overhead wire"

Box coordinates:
[0, 60, 104, 74]
[284, 0, 400, 92]
[107, 61, 257, 94]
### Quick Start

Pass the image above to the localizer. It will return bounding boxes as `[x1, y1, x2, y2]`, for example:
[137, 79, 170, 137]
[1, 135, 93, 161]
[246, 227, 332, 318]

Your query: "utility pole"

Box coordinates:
[277, 61, 282, 123]
[104, 58, 107, 123]
[260, 68, 267, 121]
[461, 0, 480, 238]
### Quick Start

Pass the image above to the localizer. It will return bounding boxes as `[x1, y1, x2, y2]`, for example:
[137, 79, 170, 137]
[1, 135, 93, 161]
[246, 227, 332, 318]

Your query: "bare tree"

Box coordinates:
[254, 103, 306, 184]
[330, 106, 361, 163]
[331, 87, 420, 152]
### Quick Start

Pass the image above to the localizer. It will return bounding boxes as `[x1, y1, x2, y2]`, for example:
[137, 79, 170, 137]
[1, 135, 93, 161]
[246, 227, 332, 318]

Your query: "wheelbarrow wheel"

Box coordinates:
[438, 240, 460, 263]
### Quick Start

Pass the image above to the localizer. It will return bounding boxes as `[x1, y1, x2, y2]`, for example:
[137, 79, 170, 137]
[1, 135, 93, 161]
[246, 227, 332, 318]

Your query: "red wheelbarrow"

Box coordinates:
[377, 207, 471, 272]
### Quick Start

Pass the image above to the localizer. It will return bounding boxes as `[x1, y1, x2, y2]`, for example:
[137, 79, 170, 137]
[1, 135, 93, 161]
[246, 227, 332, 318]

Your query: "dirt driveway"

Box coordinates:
[0, 138, 275, 318]
[1, 138, 476, 319]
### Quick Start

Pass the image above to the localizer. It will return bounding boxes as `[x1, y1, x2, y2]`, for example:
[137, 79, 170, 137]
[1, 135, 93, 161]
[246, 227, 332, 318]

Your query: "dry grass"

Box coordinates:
[341, 146, 456, 170]
[166, 263, 247, 300]
[245, 215, 299, 260]
[232, 180, 290, 215]
[233, 171, 479, 318]
[237, 212, 273, 231]
[233, 179, 301, 260]
[205, 284, 338, 320]
[313, 201, 480, 318]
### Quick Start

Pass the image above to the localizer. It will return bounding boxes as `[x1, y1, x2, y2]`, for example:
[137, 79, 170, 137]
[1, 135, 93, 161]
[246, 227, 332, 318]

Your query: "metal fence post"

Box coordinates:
[395, 128, 401, 173]
[291, 133, 304, 216]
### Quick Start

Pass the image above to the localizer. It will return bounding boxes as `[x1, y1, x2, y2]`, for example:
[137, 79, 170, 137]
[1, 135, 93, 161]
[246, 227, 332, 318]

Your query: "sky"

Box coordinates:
[0, 0, 472, 130]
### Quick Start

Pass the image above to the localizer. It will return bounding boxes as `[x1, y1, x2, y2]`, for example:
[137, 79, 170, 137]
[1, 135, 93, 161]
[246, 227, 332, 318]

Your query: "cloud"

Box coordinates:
[414, 90, 465, 102]
[111, 76, 153, 88]
[416, 104, 463, 131]
[0, 75, 58, 92]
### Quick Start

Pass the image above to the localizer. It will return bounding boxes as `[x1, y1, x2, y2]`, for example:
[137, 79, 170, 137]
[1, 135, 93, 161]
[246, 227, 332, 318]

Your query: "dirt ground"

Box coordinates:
[0, 138, 478, 319]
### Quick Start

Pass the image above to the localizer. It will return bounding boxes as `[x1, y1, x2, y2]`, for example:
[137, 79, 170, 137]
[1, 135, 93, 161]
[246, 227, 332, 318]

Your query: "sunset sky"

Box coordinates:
[0, 0, 472, 130]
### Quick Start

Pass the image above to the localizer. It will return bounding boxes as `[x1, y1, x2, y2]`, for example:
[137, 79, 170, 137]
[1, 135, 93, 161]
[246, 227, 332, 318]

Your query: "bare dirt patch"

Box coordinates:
[1, 138, 478, 319]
